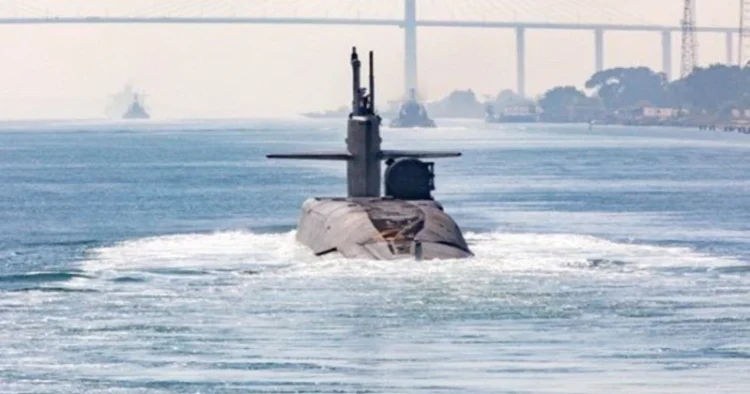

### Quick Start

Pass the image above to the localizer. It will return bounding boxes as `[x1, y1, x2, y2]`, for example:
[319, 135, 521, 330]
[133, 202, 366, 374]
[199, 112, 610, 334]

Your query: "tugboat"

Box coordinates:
[389, 88, 436, 128]
[266, 47, 472, 260]
[122, 93, 149, 119]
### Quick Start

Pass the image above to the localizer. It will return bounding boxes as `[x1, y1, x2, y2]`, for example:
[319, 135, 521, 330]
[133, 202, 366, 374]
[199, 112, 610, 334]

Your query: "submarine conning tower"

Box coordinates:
[267, 47, 461, 198]
[266, 47, 472, 260]
[346, 47, 382, 197]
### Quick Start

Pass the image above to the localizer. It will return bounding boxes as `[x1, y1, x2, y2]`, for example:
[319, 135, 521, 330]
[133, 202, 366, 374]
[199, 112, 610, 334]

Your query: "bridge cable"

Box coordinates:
[551, 0, 594, 22]
[567, 0, 656, 24]
[5, 0, 48, 18]
[510, 0, 547, 22]
[477, 0, 503, 21]
[441, 0, 462, 20]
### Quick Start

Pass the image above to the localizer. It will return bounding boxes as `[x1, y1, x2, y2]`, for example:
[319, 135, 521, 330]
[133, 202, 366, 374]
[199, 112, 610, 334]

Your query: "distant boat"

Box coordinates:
[302, 105, 350, 119]
[485, 103, 537, 123]
[122, 93, 149, 120]
[389, 89, 436, 128]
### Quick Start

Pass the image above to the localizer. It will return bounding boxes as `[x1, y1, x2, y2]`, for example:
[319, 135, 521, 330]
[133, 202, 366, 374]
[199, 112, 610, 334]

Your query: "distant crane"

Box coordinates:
[741, 0, 750, 66]
[680, 0, 697, 78]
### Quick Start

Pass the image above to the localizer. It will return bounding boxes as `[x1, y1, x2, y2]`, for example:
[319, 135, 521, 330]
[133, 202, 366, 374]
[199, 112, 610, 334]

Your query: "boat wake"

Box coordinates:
[72, 229, 741, 282]
[381, 125, 470, 132]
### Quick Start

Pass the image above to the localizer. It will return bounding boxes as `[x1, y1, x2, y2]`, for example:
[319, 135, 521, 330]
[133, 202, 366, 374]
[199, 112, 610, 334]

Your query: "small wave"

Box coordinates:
[88, 323, 192, 334]
[109, 276, 147, 284]
[710, 265, 750, 275]
[0, 250, 18, 260]
[8, 286, 99, 293]
[0, 271, 93, 284]
[21, 239, 99, 248]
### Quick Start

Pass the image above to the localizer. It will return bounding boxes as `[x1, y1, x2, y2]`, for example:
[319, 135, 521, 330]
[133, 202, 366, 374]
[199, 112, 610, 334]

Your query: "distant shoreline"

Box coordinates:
[300, 114, 750, 131]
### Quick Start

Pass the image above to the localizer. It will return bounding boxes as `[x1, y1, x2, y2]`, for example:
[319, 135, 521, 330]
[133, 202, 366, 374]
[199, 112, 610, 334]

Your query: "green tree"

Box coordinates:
[679, 64, 744, 111]
[494, 89, 532, 108]
[538, 86, 588, 122]
[585, 67, 671, 110]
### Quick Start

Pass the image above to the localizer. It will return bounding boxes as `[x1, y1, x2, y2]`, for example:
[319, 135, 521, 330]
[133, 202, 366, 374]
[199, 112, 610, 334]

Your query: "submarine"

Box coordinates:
[267, 47, 472, 260]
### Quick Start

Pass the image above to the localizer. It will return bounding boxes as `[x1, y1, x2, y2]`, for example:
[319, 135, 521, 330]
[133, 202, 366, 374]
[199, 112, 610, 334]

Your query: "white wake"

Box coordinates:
[77, 230, 741, 280]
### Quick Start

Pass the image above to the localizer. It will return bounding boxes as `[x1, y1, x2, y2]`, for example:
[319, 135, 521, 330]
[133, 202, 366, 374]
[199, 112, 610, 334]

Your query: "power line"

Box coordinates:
[680, 0, 697, 78]
[741, 0, 750, 66]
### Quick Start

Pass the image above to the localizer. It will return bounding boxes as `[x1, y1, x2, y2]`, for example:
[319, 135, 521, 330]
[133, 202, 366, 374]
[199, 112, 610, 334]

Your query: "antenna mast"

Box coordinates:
[680, 0, 697, 78]
[741, 0, 750, 66]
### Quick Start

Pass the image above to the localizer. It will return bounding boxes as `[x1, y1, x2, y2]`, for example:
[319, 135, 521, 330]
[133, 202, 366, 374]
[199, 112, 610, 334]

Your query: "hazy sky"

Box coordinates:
[0, 0, 741, 119]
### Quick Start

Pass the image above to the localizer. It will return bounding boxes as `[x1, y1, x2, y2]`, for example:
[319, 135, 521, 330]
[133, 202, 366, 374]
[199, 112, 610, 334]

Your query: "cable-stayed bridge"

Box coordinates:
[0, 0, 740, 97]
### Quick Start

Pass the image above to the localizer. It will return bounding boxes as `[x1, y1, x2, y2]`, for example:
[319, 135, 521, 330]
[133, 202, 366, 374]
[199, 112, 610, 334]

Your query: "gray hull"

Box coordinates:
[269, 48, 470, 261]
[296, 197, 473, 260]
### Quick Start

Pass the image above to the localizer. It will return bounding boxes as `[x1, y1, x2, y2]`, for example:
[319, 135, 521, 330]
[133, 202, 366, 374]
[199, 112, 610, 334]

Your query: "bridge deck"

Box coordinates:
[0, 17, 735, 33]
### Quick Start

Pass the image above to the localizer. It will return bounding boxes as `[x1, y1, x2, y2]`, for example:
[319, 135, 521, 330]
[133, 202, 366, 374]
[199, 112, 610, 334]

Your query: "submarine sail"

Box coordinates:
[266, 47, 472, 260]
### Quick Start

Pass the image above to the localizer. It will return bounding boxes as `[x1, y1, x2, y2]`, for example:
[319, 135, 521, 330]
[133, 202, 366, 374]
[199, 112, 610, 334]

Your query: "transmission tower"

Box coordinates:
[680, 0, 697, 78]
[741, 0, 750, 66]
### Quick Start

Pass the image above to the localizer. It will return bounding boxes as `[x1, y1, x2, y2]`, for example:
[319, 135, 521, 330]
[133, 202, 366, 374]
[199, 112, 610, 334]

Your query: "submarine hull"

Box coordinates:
[296, 197, 472, 260]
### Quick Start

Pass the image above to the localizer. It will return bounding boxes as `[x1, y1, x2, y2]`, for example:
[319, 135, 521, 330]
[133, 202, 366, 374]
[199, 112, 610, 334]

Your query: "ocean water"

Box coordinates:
[0, 118, 749, 393]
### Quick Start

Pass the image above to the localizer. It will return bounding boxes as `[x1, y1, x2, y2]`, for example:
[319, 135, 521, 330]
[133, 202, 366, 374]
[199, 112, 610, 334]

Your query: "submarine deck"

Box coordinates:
[295, 197, 473, 260]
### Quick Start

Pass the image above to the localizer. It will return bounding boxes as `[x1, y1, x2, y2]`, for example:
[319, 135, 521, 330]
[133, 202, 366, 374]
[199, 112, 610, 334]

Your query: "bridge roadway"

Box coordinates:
[0, 16, 736, 33]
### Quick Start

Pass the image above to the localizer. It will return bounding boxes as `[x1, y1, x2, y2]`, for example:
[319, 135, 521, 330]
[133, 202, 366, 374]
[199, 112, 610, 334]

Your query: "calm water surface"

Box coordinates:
[0, 118, 749, 393]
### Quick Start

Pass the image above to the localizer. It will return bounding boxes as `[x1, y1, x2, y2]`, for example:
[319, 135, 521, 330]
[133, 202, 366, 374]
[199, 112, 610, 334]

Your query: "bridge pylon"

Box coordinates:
[403, 0, 417, 97]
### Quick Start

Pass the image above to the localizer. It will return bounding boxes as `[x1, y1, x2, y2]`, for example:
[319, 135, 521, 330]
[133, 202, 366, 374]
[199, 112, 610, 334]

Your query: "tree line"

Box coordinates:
[538, 64, 750, 123]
